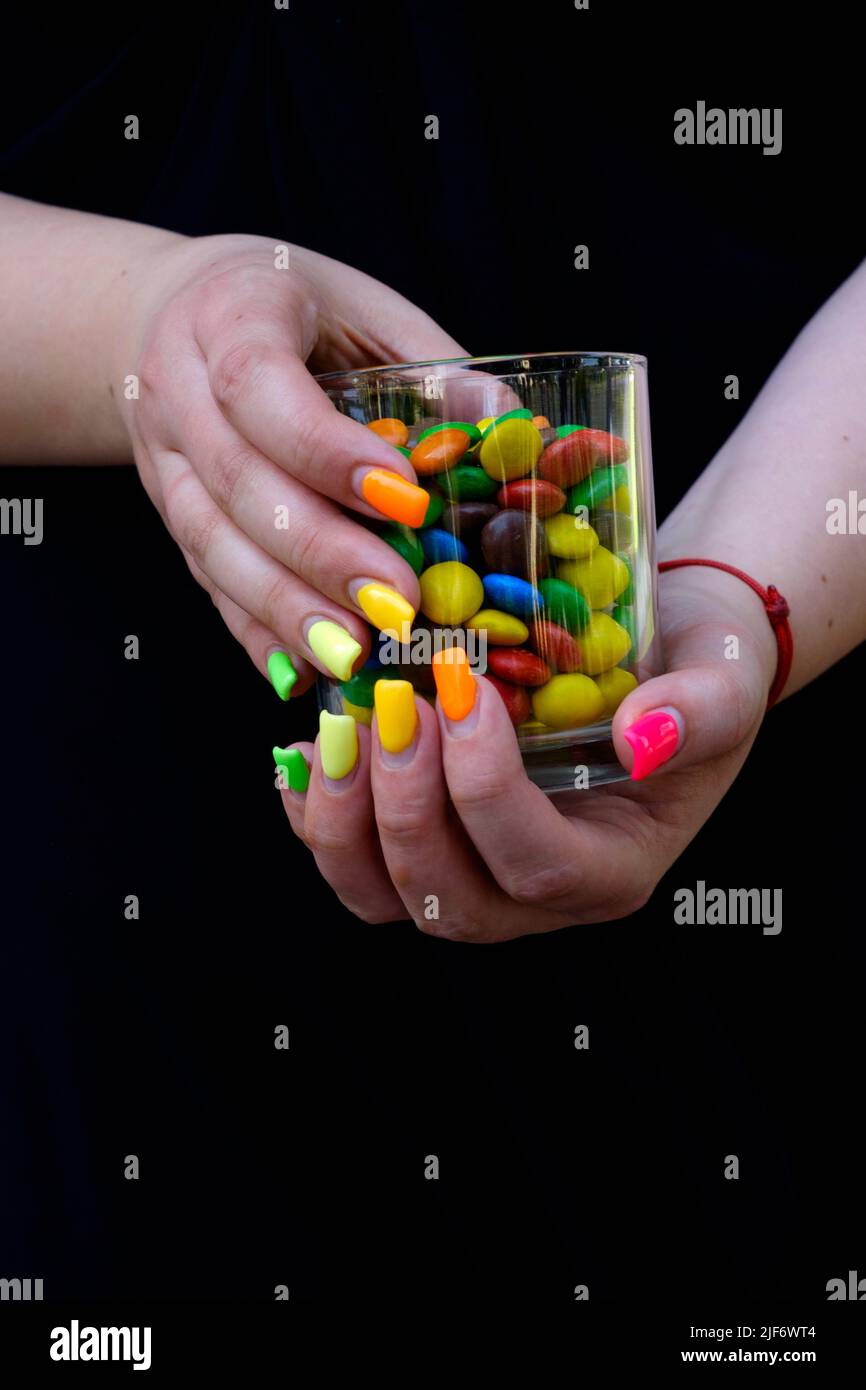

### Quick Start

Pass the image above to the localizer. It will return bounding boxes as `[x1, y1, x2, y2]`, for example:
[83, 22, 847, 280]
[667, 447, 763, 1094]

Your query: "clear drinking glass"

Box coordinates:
[315, 352, 661, 792]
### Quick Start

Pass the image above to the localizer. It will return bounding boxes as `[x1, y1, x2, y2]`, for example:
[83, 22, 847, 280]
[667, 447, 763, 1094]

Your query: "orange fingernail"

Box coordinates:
[360, 468, 429, 528]
[432, 646, 476, 721]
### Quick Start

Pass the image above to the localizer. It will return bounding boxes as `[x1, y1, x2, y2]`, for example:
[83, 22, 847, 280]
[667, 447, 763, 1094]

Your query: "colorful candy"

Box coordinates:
[420, 561, 484, 625]
[410, 428, 471, 475]
[485, 673, 532, 726]
[420, 527, 470, 566]
[435, 463, 499, 501]
[537, 577, 590, 633]
[479, 416, 544, 482]
[367, 417, 409, 447]
[497, 478, 566, 516]
[574, 611, 632, 675]
[530, 674, 605, 730]
[544, 513, 599, 560]
[481, 509, 549, 580]
[557, 546, 631, 610]
[482, 573, 544, 621]
[594, 666, 638, 716]
[466, 608, 529, 645]
[486, 648, 551, 686]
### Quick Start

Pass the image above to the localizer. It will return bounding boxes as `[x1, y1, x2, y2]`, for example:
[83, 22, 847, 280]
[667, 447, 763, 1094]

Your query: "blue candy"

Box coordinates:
[421, 527, 470, 566]
[482, 573, 545, 621]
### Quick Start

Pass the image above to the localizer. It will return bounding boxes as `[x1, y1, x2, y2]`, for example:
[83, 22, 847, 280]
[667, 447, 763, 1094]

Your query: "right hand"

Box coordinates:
[113, 233, 467, 695]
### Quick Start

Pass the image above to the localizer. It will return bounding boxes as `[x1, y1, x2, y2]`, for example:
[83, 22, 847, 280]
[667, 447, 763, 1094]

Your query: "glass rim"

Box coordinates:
[314, 349, 647, 385]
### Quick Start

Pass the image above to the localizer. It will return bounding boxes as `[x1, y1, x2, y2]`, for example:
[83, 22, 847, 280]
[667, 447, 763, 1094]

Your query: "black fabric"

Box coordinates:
[1, 1, 864, 1309]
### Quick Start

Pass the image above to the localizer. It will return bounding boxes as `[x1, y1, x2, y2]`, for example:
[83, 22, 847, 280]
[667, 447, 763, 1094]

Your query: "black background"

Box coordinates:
[1, 0, 864, 1335]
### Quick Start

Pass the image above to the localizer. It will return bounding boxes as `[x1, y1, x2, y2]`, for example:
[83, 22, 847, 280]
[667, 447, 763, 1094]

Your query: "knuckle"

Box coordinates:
[257, 568, 294, 633]
[209, 442, 258, 513]
[414, 914, 480, 943]
[504, 861, 579, 908]
[137, 342, 166, 399]
[449, 771, 513, 816]
[210, 338, 272, 410]
[374, 797, 432, 849]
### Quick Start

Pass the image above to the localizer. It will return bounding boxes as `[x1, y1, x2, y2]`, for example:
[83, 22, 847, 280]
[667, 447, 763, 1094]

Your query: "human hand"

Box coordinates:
[114, 233, 467, 697]
[279, 562, 778, 938]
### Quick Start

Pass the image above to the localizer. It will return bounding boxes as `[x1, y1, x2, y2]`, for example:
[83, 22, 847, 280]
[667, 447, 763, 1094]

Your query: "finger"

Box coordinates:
[368, 694, 523, 940]
[195, 291, 433, 525]
[436, 671, 653, 917]
[155, 448, 371, 679]
[180, 547, 317, 699]
[276, 741, 315, 838]
[613, 617, 769, 780]
[168, 378, 421, 621]
[301, 720, 408, 923]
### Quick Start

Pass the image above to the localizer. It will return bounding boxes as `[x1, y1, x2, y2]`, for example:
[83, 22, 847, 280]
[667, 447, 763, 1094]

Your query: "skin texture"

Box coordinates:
[2, 194, 866, 939]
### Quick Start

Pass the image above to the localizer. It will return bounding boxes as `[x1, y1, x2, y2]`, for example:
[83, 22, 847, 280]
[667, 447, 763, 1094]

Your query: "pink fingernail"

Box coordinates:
[622, 708, 682, 780]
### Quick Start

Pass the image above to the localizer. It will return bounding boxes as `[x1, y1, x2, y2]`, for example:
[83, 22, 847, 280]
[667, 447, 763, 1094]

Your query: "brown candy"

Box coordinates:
[480, 509, 550, 580]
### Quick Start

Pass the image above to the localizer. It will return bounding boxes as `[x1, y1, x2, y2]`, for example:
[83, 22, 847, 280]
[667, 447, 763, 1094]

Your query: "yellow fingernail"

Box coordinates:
[374, 679, 417, 754]
[356, 582, 416, 637]
[319, 710, 358, 780]
[307, 620, 362, 681]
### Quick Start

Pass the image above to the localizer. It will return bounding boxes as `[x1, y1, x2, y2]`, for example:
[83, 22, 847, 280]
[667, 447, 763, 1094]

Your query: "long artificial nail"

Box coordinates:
[622, 707, 682, 780]
[374, 679, 417, 755]
[273, 746, 310, 792]
[359, 468, 429, 527]
[432, 646, 477, 722]
[306, 619, 362, 681]
[267, 650, 298, 701]
[355, 582, 416, 636]
[319, 710, 358, 780]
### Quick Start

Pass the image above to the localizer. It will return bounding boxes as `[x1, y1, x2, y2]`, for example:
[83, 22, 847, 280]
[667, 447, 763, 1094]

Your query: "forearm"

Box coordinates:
[0, 193, 185, 462]
[660, 257, 866, 696]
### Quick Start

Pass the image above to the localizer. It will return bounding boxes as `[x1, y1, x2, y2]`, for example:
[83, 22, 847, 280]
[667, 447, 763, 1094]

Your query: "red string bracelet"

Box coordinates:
[657, 558, 793, 709]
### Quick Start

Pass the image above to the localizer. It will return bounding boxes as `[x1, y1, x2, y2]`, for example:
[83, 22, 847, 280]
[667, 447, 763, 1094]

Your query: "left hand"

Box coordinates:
[279, 563, 778, 940]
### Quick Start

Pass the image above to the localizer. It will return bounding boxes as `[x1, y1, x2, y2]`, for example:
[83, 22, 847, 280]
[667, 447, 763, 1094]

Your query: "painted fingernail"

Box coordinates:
[432, 646, 477, 724]
[319, 710, 358, 780]
[622, 707, 682, 780]
[358, 468, 429, 528]
[273, 746, 310, 793]
[354, 581, 416, 637]
[306, 619, 362, 681]
[374, 679, 417, 757]
[267, 650, 298, 700]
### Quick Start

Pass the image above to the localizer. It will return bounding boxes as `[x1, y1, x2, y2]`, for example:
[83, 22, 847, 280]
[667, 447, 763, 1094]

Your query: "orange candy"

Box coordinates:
[432, 646, 477, 721]
[361, 469, 429, 528]
[367, 417, 409, 447]
[410, 428, 470, 475]
[531, 415, 551, 429]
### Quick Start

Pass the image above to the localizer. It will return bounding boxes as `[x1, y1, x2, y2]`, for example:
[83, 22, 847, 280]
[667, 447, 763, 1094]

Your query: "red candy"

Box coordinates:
[496, 478, 566, 517]
[485, 673, 532, 726]
[527, 619, 581, 672]
[487, 647, 551, 687]
[537, 428, 629, 488]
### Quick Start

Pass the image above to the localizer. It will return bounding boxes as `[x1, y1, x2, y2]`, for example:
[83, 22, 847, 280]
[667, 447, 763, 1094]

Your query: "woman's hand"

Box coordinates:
[113, 233, 467, 696]
[279, 562, 779, 939]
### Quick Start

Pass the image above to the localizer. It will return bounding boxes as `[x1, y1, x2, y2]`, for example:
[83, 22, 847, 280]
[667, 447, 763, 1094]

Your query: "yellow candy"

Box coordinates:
[544, 514, 599, 560]
[476, 416, 495, 433]
[576, 612, 632, 675]
[419, 560, 484, 625]
[556, 546, 630, 608]
[531, 674, 605, 730]
[465, 608, 529, 645]
[612, 484, 631, 513]
[341, 696, 374, 726]
[479, 417, 544, 482]
[593, 665, 638, 716]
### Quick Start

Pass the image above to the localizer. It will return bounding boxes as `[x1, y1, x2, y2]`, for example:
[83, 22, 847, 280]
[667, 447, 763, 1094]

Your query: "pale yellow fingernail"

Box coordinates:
[374, 679, 417, 754]
[356, 582, 416, 637]
[319, 710, 358, 780]
[307, 620, 362, 681]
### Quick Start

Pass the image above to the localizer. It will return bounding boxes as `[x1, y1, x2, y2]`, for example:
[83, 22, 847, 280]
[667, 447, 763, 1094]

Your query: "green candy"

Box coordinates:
[433, 463, 499, 501]
[567, 464, 629, 513]
[538, 577, 591, 633]
[556, 423, 586, 438]
[273, 746, 310, 793]
[339, 668, 377, 708]
[418, 489, 444, 528]
[417, 420, 482, 445]
[393, 445, 412, 458]
[616, 552, 635, 605]
[612, 604, 637, 648]
[381, 523, 425, 575]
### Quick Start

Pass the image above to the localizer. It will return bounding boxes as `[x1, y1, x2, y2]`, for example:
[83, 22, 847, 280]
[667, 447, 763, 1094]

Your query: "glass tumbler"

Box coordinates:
[315, 352, 661, 792]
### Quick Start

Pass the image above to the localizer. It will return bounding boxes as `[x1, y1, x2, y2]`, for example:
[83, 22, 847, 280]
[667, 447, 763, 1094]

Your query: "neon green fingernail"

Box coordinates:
[273, 746, 310, 792]
[267, 650, 298, 700]
[307, 620, 362, 681]
[319, 710, 358, 780]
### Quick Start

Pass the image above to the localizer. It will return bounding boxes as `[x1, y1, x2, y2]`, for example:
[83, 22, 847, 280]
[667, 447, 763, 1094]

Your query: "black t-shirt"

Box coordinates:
[1, 1, 863, 1308]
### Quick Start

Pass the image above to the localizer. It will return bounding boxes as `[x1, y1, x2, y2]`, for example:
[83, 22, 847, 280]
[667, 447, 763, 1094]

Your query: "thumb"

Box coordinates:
[611, 618, 772, 780]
